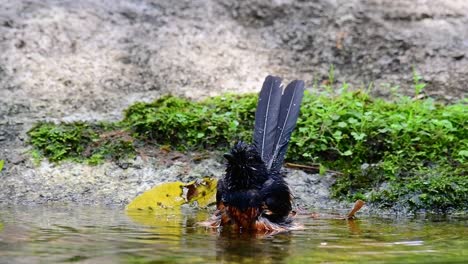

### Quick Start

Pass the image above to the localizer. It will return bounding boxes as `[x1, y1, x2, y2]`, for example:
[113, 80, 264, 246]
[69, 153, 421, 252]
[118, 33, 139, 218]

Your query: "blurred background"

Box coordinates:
[1, 0, 467, 157]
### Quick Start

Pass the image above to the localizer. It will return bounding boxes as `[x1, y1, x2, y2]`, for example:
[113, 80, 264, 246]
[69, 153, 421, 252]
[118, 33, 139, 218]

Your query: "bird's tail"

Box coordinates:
[253, 76, 305, 172]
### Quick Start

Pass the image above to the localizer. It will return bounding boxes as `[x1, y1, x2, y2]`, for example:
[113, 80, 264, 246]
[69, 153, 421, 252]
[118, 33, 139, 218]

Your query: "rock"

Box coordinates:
[8, 154, 25, 165]
[0, 0, 467, 208]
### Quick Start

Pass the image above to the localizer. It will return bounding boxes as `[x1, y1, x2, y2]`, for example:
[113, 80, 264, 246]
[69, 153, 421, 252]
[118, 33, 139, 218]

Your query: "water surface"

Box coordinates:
[0, 206, 466, 263]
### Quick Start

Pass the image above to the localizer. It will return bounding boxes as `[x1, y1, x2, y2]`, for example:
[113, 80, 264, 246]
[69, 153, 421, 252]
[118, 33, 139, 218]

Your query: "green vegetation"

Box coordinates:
[28, 122, 135, 165]
[28, 82, 467, 212]
[291, 91, 467, 212]
[123, 95, 257, 149]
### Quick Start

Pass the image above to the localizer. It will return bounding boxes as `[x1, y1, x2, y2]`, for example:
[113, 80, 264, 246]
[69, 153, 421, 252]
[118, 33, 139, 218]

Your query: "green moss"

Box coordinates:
[123, 94, 256, 149]
[371, 172, 467, 212]
[28, 88, 467, 212]
[28, 122, 135, 164]
[28, 122, 98, 162]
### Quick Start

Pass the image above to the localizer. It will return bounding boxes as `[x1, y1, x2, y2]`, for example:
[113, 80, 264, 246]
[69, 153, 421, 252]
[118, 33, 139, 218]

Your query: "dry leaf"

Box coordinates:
[185, 178, 218, 207]
[126, 178, 218, 211]
[346, 200, 365, 219]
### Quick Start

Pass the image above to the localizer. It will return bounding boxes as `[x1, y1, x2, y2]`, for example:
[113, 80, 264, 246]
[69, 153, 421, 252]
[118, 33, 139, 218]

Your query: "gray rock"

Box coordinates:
[0, 0, 467, 210]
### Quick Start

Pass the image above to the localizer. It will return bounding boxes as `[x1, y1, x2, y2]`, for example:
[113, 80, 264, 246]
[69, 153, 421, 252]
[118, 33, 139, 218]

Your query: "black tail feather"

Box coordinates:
[212, 76, 305, 231]
[268, 80, 305, 171]
[253, 76, 283, 164]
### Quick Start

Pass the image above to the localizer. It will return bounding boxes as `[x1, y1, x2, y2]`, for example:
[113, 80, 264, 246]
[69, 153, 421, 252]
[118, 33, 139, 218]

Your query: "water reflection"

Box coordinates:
[213, 231, 293, 264]
[0, 206, 466, 263]
[126, 208, 294, 263]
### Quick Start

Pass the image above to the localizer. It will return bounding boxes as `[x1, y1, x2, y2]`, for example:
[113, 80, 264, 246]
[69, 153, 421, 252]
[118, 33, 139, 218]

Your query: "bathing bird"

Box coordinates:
[208, 75, 305, 232]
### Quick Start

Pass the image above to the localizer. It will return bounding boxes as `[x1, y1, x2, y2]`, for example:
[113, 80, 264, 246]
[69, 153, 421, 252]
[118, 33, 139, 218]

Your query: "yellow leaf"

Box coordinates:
[126, 178, 218, 211]
[185, 177, 218, 208]
[126, 181, 186, 211]
[125, 209, 211, 246]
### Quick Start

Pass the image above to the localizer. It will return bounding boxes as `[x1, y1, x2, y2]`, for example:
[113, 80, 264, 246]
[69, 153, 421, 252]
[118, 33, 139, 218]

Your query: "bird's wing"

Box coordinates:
[260, 174, 292, 222]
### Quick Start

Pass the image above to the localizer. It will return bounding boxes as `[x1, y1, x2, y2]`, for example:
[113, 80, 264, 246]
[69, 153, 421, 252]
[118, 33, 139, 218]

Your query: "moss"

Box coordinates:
[28, 88, 467, 212]
[28, 122, 135, 164]
[28, 122, 98, 162]
[122, 94, 256, 149]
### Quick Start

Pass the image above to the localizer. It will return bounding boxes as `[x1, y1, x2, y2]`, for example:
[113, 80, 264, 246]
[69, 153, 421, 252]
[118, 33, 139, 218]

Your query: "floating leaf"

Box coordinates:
[185, 178, 218, 207]
[127, 182, 186, 211]
[126, 178, 217, 211]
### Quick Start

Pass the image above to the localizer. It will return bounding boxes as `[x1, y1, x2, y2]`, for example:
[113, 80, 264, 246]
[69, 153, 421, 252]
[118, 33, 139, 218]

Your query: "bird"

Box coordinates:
[206, 75, 305, 232]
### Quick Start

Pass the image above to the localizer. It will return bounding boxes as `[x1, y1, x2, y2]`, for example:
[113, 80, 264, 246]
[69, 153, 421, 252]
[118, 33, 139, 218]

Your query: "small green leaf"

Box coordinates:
[319, 163, 327, 175]
[337, 122, 347, 128]
[0, 160, 4, 172]
[333, 131, 343, 140]
[347, 118, 358, 124]
[351, 132, 366, 141]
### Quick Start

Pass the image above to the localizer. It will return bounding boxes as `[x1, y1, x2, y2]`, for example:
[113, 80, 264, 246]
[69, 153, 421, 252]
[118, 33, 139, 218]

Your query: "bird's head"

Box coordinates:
[223, 141, 268, 190]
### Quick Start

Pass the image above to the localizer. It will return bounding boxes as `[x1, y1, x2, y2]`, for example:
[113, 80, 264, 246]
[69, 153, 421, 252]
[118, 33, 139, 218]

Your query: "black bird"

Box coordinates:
[207, 75, 305, 232]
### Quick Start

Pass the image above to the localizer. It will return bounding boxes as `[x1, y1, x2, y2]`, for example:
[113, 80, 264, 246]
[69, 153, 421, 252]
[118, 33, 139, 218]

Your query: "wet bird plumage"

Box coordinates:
[208, 76, 305, 232]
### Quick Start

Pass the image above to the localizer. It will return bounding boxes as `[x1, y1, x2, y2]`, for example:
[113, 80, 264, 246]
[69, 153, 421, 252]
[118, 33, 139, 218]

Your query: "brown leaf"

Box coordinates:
[346, 200, 365, 219]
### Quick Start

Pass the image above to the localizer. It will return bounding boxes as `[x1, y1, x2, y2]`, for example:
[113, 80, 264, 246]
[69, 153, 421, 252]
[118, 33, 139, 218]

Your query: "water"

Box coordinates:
[0, 206, 466, 263]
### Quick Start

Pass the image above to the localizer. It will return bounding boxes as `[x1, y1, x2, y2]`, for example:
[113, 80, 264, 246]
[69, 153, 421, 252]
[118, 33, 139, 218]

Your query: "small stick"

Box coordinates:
[285, 162, 343, 175]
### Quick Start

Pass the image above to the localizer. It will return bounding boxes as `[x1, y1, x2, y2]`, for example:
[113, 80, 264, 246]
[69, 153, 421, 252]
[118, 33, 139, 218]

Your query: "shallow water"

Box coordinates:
[0, 206, 466, 263]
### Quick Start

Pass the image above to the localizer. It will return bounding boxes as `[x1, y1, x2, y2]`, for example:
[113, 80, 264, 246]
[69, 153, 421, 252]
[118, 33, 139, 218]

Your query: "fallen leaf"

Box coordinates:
[126, 178, 218, 211]
[184, 178, 218, 207]
[0, 160, 4, 172]
[126, 181, 186, 211]
[346, 200, 365, 219]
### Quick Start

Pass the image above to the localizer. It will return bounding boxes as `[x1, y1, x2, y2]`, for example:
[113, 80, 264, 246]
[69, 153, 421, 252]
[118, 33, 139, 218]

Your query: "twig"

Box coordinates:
[285, 162, 343, 175]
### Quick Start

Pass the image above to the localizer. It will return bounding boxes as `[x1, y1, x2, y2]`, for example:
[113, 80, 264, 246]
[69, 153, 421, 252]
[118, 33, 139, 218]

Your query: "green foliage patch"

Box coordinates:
[28, 87, 467, 212]
[28, 122, 135, 164]
[123, 95, 257, 149]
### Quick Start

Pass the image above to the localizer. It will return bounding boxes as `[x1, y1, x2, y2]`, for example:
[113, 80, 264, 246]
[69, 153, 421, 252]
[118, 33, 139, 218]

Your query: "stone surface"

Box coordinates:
[0, 0, 467, 209]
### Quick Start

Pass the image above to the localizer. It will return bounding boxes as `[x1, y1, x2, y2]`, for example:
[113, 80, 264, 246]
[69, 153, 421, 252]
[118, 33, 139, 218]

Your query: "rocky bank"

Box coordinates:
[1, 0, 467, 210]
